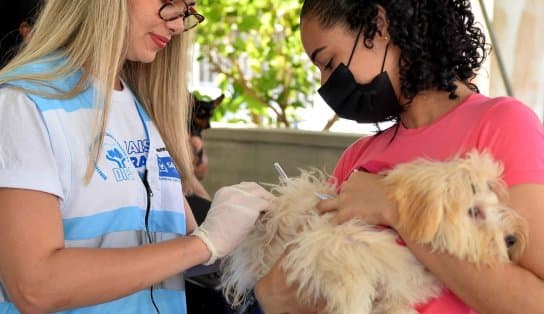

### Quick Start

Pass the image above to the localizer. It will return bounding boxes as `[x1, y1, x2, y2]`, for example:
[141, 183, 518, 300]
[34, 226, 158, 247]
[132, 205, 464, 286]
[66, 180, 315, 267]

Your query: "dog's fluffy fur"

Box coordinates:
[220, 151, 527, 314]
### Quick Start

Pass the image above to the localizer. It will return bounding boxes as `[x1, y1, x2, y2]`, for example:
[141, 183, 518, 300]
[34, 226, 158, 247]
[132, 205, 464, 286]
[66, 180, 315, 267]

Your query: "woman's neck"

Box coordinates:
[400, 83, 473, 129]
[114, 60, 125, 91]
[114, 78, 123, 91]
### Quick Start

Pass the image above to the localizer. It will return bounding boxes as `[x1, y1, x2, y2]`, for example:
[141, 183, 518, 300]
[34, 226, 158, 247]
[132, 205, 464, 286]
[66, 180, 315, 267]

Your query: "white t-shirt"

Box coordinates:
[0, 78, 187, 312]
[0, 85, 148, 197]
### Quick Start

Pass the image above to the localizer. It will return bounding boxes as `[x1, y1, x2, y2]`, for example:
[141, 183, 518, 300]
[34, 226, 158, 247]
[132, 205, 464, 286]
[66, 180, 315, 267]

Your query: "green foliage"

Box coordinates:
[191, 90, 212, 102]
[195, 0, 319, 128]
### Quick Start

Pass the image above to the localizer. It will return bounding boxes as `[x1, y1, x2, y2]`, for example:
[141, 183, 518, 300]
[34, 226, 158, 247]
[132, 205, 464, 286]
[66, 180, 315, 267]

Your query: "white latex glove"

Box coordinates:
[191, 182, 273, 265]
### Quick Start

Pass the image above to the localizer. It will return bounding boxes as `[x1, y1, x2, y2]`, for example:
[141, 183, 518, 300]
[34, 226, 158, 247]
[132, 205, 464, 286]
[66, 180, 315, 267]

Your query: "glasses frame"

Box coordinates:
[159, 1, 205, 32]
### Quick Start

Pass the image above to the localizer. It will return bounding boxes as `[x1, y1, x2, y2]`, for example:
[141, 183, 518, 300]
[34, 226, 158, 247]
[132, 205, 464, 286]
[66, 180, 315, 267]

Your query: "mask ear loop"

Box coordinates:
[347, 24, 364, 67]
[380, 43, 390, 72]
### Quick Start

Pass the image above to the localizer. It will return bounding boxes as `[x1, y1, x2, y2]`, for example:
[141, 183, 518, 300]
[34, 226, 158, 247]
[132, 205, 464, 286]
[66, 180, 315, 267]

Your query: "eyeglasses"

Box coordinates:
[159, 1, 205, 32]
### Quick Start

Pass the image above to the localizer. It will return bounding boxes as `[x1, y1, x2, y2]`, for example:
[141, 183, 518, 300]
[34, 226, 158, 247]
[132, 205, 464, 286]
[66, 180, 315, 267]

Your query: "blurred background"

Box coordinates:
[188, 0, 544, 194]
[0, 1, 41, 67]
[192, 0, 544, 133]
[1, 0, 541, 132]
[1, 0, 542, 192]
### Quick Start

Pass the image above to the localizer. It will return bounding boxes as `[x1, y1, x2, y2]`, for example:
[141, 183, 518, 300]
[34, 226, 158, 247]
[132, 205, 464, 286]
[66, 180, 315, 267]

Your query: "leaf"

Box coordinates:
[196, 0, 319, 128]
[238, 15, 261, 32]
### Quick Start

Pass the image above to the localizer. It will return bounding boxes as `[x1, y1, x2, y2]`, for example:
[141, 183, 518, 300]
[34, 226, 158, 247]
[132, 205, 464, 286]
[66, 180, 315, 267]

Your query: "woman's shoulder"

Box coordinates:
[476, 95, 541, 130]
[467, 94, 537, 121]
[0, 87, 47, 130]
[337, 125, 402, 164]
[1, 55, 83, 95]
[472, 95, 544, 186]
[342, 134, 376, 157]
[445, 93, 541, 137]
[0, 86, 35, 105]
[334, 133, 383, 176]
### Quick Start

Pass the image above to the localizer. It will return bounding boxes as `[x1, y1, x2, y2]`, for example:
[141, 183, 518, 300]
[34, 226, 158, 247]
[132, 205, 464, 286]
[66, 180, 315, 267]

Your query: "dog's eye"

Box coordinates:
[487, 182, 493, 191]
[468, 207, 484, 219]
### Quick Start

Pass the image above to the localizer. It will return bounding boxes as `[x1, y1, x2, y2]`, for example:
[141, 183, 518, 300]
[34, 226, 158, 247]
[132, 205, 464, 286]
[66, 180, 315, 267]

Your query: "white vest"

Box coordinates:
[1, 58, 188, 313]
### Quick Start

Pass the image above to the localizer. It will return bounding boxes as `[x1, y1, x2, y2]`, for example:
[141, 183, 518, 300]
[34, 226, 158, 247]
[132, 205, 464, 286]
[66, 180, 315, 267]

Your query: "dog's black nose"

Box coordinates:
[505, 235, 517, 248]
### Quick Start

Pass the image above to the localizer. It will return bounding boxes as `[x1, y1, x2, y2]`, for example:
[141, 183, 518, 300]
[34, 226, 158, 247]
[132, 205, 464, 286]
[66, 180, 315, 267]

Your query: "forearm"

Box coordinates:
[9, 236, 210, 313]
[185, 197, 199, 233]
[405, 240, 544, 313]
[190, 176, 211, 200]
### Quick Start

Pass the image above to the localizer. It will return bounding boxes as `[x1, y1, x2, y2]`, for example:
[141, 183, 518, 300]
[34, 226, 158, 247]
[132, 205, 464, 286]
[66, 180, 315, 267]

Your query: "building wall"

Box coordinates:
[200, 128, 360, 195]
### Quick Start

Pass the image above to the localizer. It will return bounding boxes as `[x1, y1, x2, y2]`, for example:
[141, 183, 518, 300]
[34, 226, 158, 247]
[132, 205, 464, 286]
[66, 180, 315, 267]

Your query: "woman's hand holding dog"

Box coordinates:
[316, 171, 399, 228]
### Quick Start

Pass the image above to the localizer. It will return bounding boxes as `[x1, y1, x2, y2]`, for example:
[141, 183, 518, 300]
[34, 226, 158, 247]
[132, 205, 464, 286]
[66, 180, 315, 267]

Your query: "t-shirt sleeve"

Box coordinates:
[332, 149, 349, 186]
[477, 98, 544, 186]
[0, 87, 64, 199]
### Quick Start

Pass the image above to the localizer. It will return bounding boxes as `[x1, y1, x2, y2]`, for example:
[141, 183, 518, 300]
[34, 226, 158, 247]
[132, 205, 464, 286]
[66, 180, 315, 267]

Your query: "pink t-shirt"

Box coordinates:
[332, 93, 544, 313]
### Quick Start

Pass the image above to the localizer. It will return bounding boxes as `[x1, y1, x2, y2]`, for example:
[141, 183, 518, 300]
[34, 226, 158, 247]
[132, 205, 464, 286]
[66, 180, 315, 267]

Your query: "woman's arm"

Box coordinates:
[318, 172, 544, 313]
[0, 188, 210, 313]
[185, 196, 198, 233]
[189, 175, 211, 200]
[0, 180, 271, 313]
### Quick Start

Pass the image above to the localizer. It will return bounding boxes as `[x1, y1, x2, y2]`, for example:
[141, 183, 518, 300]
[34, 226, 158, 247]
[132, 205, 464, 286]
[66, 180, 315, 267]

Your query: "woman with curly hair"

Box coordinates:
[255, 0, 544, 313]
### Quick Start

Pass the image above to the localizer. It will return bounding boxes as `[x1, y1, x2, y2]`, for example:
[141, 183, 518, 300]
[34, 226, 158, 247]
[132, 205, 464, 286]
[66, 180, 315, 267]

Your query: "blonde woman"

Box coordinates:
[0, 1, 272, 313]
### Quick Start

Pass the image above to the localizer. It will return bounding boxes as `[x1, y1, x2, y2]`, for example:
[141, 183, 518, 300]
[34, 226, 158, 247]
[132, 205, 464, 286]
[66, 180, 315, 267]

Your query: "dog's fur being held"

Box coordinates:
[220, 151, 527, 314]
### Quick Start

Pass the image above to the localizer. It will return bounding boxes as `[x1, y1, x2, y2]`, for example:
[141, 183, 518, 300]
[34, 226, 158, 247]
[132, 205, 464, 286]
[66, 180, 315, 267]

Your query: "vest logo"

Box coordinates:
[106, 148, 134, 182]
[96, 133, 137, 182]
[157, 156, 180, 181]
[125, 139, 149, 170]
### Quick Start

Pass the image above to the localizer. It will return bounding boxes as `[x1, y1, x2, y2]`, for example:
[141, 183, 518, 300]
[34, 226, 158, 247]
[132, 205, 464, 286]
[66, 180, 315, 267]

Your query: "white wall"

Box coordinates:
[488, 0, 544, 120]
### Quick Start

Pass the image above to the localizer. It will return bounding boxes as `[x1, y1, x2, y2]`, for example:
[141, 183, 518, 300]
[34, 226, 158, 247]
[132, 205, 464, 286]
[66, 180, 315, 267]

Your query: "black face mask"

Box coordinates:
[318, 29, 403, 123]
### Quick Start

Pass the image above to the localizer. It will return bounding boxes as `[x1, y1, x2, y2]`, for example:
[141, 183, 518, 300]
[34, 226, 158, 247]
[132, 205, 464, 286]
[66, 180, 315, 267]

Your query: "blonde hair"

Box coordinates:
[0, 0, 196, 187]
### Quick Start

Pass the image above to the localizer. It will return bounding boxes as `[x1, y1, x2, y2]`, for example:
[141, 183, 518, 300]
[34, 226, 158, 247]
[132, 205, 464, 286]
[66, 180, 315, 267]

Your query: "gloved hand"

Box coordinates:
[191, 182, 273, 265]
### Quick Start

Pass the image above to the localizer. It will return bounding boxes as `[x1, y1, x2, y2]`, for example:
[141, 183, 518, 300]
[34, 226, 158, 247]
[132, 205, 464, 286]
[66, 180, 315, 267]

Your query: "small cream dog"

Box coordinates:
[220, 151, 527, 314]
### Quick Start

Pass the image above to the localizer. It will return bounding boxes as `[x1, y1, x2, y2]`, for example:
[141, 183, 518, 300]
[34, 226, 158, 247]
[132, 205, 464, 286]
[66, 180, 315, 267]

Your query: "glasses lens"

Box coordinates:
[160, 2, 205, 31]
[183, 14, 202, 30]
[160, 3, 182, 21]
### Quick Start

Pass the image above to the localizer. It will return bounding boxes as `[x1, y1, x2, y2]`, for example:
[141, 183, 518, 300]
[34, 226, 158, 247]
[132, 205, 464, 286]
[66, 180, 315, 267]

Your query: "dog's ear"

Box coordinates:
[383, 159, 451, 243]
[212, 94, 225, 108]
[384, 156, 484, 244]
[397, 197, 444, 244]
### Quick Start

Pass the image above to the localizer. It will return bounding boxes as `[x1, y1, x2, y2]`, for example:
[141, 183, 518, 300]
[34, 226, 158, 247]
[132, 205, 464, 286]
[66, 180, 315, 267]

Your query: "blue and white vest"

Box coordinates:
[0, 58, 188, 314]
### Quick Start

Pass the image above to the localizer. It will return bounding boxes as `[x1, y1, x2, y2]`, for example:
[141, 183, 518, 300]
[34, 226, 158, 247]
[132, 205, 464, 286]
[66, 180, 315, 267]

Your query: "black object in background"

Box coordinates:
[0, 1, 42, 67]
[185, 195, 238, 314]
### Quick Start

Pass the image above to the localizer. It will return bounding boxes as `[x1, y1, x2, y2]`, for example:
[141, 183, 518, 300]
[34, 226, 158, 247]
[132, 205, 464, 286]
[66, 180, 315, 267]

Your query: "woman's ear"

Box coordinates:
[375, 5, 390, 40]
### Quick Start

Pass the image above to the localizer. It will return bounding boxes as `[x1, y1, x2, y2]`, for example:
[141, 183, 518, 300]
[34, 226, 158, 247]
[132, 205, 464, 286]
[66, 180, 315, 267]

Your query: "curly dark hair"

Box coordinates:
[301, 0, 488, 102]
